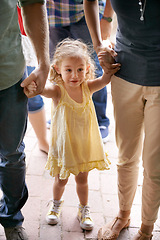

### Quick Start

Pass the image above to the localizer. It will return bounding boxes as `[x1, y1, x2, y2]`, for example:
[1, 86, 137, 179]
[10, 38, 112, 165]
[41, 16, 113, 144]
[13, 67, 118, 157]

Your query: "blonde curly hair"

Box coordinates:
[49, 38, 95, 84]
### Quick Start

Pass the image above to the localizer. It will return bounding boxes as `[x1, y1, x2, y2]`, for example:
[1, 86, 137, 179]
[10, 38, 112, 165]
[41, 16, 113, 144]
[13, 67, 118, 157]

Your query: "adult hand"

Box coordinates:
[94, 39, 116, 57]
[94, 41, 120, 75]
[21, 64, 50, 98]
[98, 49, 121, 75]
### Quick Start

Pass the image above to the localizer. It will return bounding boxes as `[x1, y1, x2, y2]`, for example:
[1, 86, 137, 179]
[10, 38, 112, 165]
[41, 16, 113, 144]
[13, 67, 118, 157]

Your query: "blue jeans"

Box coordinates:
[49, 16, 110, 128]
[0, 72, 28, 228]
[27, 66, 44, 113]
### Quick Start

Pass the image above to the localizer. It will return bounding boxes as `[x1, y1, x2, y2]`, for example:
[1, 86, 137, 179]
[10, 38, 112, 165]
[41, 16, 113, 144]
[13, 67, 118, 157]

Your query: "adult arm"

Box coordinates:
[100, 0, 114, 41]
[84, 0, 114, 53]
[84, 0, 103, 54]
[20, 2, 50, 97]
[84, 0, 120, 72]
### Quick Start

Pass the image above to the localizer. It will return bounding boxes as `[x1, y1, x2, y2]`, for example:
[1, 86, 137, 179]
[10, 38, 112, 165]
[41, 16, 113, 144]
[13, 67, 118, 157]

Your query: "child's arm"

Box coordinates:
[41, 84, 61, 102]
[88, 66, 120, 95]
[87, 72, 111, 95]
[23, 79, 61, 102]
[88, 50, 121, 95]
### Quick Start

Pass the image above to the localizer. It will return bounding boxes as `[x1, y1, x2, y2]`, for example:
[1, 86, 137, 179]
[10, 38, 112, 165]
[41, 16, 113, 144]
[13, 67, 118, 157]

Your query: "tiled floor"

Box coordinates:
[0, 84, 159, 239]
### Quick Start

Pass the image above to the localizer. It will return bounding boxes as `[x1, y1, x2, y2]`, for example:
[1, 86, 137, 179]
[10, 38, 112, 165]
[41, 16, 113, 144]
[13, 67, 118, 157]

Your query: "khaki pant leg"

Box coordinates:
[111, 76, 144, 211]
[142, 86, 160, 225]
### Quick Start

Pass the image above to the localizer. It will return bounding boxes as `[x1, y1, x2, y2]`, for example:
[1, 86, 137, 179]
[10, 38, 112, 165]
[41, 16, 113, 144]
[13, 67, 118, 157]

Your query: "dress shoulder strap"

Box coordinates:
[56, 82, 65, 101]
[82, 81, 92, 99]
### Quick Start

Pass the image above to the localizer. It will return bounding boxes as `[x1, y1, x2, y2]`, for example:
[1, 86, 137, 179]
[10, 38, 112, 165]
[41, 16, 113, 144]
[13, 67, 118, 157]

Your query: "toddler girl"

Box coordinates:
[25, 38, 118, 230]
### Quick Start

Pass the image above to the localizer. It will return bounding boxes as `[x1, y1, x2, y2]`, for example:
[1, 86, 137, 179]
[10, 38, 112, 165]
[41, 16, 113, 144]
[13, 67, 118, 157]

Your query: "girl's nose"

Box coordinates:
[73, 71, 78, 78]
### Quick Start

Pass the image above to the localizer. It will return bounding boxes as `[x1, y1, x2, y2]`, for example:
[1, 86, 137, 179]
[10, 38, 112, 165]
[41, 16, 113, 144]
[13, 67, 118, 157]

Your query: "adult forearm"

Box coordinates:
[100, 0, 114, 41]
[84, 0, 102, 51]
[103, 0, 114, 20]
[21, 3, 50, 96]
[21, 3, 50, 68]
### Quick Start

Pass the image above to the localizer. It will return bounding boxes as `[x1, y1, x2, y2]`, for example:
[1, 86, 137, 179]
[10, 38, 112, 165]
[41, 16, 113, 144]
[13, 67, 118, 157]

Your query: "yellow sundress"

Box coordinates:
[46, 81, 110, 179]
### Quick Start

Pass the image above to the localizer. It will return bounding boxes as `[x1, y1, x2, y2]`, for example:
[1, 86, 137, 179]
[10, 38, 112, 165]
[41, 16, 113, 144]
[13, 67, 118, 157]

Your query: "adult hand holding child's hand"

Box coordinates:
[98, 41, 120, 75]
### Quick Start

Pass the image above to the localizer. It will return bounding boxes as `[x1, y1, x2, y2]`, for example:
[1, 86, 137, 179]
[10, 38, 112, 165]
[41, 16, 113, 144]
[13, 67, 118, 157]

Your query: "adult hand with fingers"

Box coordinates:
[98, 49, 120, 75]
[21, 64, 50, 98]
[23, 80, 37, 98]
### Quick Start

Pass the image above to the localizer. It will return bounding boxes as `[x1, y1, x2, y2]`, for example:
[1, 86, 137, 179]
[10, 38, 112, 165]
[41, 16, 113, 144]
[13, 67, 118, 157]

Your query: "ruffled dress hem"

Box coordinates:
[45, 155, 110, 180]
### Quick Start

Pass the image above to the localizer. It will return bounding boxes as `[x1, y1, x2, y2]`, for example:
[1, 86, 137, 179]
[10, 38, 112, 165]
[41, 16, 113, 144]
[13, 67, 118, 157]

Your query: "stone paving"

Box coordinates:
[0, 84, 159, 239]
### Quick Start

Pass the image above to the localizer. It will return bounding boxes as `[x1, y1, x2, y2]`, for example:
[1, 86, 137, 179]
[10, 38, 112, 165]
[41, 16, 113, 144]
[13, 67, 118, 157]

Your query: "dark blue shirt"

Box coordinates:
[111, 0, 160, 86]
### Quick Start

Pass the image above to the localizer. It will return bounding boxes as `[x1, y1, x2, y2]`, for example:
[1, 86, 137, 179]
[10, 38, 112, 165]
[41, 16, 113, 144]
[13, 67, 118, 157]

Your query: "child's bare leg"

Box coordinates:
[75, 172, 88, 205]
[53, 175, 68, 200]
[75, 172, 93, 230]
[46, 175, 68, 225]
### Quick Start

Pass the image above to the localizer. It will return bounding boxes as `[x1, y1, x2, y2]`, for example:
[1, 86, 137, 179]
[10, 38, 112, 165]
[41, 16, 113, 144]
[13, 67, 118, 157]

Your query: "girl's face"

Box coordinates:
[56, 56, 89, 88]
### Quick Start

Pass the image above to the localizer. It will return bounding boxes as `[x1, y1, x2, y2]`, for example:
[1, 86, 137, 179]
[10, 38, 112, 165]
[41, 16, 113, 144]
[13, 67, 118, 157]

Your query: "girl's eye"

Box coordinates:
[78, 68, 83, 72]
[66, 69, 72, 72]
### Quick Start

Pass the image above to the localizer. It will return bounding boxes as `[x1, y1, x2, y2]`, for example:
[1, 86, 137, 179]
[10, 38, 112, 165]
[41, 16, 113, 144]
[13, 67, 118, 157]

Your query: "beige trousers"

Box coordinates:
[111, 76, 160, 226]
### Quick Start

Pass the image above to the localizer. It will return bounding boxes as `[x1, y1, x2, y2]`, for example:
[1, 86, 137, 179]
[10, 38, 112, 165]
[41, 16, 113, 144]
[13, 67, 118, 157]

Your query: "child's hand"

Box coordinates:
[98, 50, 121, 76]
[23, 81, 37, 98]
[21, 64, 49, 97]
